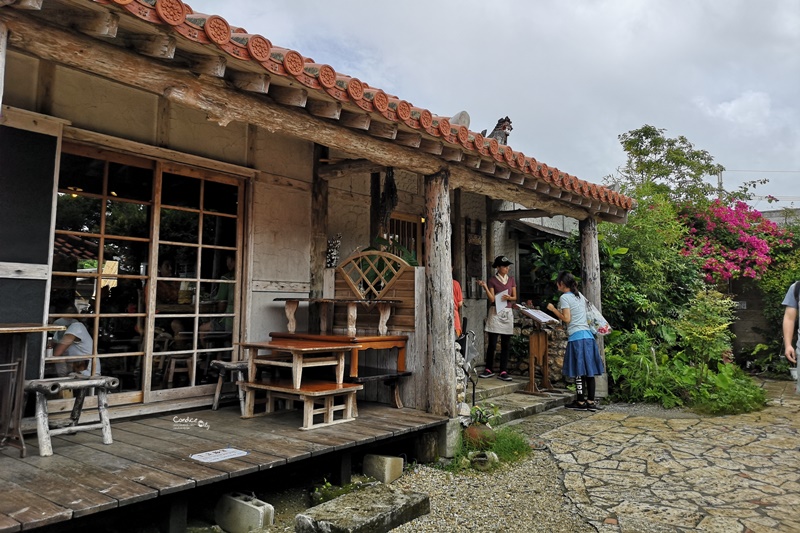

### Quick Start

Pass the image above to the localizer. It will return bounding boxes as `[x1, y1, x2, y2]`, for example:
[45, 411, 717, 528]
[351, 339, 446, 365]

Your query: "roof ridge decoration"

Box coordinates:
[91, 0, 635, 213]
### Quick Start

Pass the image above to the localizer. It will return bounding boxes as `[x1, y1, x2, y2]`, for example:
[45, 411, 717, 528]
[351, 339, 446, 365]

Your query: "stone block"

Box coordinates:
[362, 454, 404, 484]
[295, 482, 429, 533]
[437, 417, 463, 458]
[214, 491, 274, 533]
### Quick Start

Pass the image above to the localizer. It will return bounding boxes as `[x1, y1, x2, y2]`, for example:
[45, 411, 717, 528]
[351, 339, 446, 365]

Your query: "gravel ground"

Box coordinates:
[225, 402, 700, 532]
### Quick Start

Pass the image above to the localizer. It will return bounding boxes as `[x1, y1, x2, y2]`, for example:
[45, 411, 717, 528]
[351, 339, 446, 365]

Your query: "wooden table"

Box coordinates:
[237, 339, 365, 429]
[273, 297, 402, 336]
[268, 332, 408, 378]
[0, 323, 65, 458]
[238, 339, 361, 391]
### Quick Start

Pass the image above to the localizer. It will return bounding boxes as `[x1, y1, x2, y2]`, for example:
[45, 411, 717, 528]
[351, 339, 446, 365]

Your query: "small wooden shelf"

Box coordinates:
[240, 378, 363, 430]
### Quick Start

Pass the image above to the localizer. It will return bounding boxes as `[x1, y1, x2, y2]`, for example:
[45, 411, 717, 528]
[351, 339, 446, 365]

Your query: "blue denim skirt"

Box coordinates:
[562, 337, 604, 378]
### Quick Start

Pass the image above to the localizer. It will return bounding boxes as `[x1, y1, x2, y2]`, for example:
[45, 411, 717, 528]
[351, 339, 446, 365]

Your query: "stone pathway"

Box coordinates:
[530, 380, 800, 532]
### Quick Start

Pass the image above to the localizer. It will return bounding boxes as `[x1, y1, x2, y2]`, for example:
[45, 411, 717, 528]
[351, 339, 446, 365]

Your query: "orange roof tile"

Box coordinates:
[87, 0, 634, 215]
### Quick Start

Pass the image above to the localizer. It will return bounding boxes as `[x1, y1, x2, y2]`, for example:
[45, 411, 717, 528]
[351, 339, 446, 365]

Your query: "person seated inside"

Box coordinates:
[199, 254, 235, 346]
[51, 306, 100, 377]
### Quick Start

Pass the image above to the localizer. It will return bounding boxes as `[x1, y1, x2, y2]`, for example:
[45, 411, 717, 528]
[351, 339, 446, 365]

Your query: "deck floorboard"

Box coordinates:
[0, 403, 448, 531]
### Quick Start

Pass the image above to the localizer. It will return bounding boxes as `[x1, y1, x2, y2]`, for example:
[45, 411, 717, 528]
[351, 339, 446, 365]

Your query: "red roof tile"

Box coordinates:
[88, 0, 634, 214]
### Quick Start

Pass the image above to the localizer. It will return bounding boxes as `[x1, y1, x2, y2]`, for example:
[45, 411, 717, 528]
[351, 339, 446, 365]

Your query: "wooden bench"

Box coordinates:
[346, 366, 412, 408]
[269, 332, 411, 408]
[24, 374, 119, 457]
[240, 378, 363, 430]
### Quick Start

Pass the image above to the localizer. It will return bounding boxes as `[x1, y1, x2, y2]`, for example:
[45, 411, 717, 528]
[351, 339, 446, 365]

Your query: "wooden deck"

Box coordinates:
[0, 403, 448, 532]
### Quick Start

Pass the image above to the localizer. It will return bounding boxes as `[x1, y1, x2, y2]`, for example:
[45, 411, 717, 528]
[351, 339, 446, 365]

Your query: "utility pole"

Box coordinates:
[717, 171, 723, 199]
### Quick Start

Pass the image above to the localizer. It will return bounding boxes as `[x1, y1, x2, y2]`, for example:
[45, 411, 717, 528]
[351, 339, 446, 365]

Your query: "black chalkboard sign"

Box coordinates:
[0, 125, 57, 264]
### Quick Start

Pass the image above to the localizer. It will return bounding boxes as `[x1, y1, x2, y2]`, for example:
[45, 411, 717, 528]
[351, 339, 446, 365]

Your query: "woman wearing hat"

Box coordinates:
[477, 255, 517, 381]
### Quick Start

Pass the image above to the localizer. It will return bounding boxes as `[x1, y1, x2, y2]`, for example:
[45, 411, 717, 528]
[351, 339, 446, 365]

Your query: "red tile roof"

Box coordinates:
[89, 0, 634, 214]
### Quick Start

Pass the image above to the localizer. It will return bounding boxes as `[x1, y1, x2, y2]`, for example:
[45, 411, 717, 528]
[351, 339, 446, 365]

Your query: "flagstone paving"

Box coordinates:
[529, 379, 800, 532]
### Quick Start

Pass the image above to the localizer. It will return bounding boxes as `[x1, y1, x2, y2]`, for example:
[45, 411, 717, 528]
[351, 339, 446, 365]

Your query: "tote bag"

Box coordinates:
[579, 293, 611, 336]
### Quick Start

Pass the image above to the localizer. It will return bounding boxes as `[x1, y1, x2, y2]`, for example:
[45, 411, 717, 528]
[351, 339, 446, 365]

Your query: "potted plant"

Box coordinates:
[463, 403, 500, 450]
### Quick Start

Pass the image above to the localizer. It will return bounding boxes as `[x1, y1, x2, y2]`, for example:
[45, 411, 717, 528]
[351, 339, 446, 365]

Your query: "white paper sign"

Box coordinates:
[494, 290, 508, 313]
[190, 448, 249, 463]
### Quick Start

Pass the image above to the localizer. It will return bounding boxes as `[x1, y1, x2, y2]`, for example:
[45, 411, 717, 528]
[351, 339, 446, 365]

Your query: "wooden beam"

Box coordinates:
[51, 9, 119, 38]
[229, 71, 270, 94]
[492, 209, 551, 220]
[339, 110, 370, 130]
[184, 52, 226, 78]
[268, 84, 307, 107]
[0, 10, 607, 221]
[441, 147, 462, 162]
[367, 120, 397, 140]
[305, 98, 341, 119]
[419, 139, 442, 155]
[317, 159, 385, 180]
[509, 171, 525, 185]
[462, 154, 481, 168]
[394, 131, 421, 148]
[11, 0, 41, 9]
[127, 33, 176, 59]
[477, 159, 495, 174]
[493, 166, 511, 180]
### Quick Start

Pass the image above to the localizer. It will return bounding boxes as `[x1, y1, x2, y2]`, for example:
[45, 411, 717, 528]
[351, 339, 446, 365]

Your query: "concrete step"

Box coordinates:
[469, 374, 574, 426]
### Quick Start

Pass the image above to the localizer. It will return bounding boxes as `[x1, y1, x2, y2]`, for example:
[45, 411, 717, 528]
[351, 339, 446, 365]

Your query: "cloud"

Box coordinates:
[694, 91, 772, 135]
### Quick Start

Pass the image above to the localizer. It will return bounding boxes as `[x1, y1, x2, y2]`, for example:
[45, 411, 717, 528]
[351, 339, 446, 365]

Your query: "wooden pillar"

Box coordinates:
[580, 216, 607, 396]
[309, 144, 329, 333]
[0, 22, 7, 115]
[452, 189, 463, 283]
[370, 171, 381, 240]
[424, 169, 456, 417]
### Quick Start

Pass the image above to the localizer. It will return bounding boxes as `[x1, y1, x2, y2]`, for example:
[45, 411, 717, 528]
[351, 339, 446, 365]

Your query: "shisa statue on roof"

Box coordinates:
[481, 117, 513, 145]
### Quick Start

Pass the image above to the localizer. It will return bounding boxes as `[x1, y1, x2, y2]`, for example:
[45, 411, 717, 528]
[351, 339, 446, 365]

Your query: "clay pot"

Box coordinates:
[463, 424, 496, 450]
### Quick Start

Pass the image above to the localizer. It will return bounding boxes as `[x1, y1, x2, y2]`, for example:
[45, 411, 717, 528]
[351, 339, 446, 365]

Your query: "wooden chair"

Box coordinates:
[164, 353, 194, 388]
[210, 359, 248, 415]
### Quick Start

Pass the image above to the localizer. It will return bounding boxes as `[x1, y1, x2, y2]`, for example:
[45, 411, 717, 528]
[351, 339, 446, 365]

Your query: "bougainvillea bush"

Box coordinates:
[680, 200, 793, 284]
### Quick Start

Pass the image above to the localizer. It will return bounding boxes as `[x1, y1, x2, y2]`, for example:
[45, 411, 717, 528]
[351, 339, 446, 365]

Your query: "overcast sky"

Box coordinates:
[189, 0, 800, 211]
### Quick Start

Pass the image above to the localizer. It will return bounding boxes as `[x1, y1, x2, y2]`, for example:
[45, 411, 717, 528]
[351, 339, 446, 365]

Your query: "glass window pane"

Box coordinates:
[106, 200, 150, 238]
[162, 172, 200, 209]
[59, 153, 103, 196]
[204, 180, 238, 214]
[56, 195, 102, 233]
[160, 208, 199, 244]
[202, 214, 237, 247]
[103, 238, 149, 276]
[158, 245, 198, 279]
[200, 248, 236, 280]
[100, 355, 144, 392]
[108, 162, 153, 202]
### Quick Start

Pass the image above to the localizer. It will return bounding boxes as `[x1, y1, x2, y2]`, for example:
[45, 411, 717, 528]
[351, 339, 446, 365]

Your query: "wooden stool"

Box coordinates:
[210, 360, 248, 415]
[165, 354, 194, 388]
[24, 375, 119, 457]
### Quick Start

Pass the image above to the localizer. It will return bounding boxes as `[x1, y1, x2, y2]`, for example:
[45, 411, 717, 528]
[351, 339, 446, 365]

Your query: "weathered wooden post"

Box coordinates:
[580, 216, 606, 396]
[309, 144, 329, 333]
[0, 21, 7, 114]
[424, 169, 456, 417]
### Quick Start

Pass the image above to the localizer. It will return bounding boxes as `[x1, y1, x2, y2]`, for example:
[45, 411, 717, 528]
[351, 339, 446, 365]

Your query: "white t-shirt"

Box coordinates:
[783, 282, 800, 348]
[54, 318, 99, 376]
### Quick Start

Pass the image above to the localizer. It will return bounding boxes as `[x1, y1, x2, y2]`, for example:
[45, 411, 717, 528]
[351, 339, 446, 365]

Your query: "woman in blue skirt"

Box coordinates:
[546, 271, 604, 411]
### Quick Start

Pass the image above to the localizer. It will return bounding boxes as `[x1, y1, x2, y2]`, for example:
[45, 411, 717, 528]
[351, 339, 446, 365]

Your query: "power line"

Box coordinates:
[723, 169, 800, 173]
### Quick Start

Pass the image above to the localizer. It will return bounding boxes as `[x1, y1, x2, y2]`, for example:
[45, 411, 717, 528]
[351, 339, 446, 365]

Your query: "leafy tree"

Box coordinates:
[600, 185, 702, 340]
[612, 124, 724, 204]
